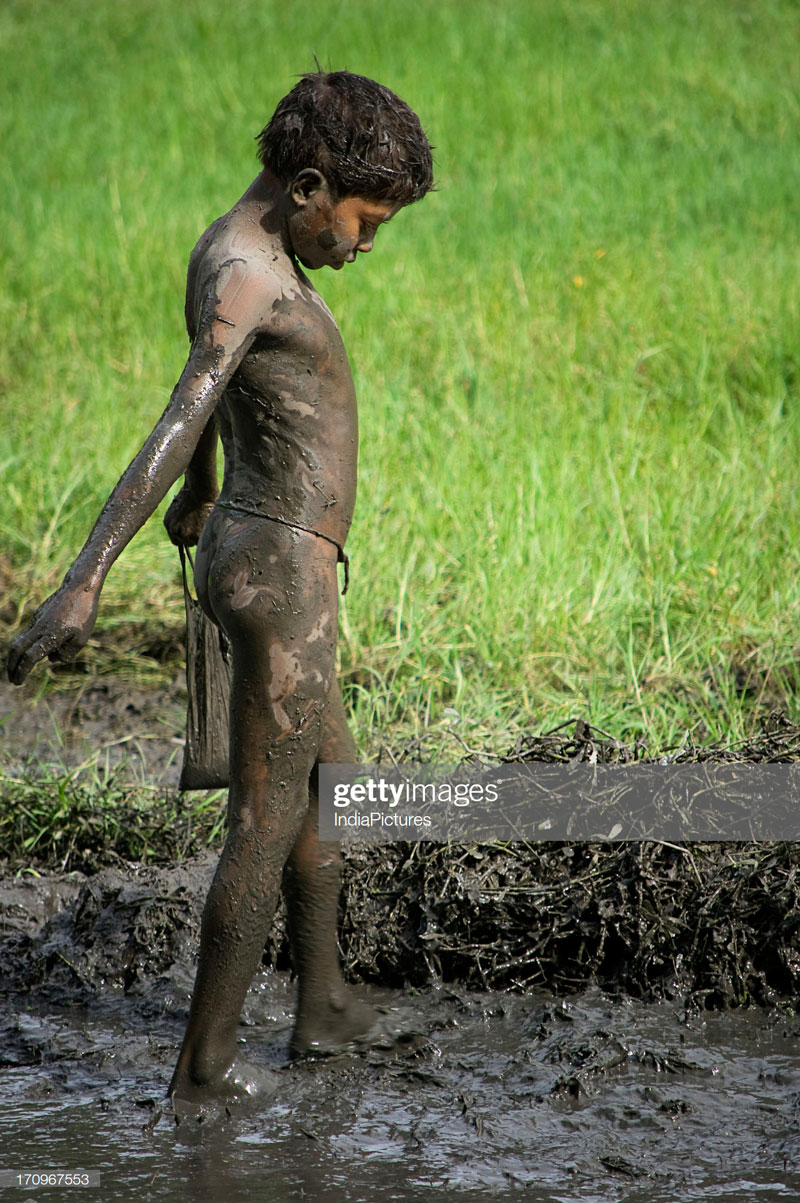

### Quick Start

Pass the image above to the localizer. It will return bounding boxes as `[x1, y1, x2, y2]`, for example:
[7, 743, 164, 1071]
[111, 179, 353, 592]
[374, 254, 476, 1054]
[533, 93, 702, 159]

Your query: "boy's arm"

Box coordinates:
[8, 259, 266, 684]
[162, 416, 219, 547]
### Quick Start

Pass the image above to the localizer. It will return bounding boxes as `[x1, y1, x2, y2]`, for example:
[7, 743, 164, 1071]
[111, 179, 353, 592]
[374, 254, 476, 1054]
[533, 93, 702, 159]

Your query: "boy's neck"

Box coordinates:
[238, 170, 292, 246]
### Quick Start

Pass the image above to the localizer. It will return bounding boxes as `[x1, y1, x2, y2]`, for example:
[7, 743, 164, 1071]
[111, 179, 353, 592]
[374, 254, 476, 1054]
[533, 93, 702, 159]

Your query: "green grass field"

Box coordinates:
[2, 0, 800, 754]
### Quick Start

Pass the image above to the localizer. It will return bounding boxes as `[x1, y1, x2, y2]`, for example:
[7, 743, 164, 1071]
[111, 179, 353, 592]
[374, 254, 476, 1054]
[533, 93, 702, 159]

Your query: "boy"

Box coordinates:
[7, 70, 434, 1101]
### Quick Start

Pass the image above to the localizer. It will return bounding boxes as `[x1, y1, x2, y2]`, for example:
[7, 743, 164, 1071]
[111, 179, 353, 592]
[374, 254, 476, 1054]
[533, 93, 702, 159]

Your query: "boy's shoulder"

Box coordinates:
[188, 206, 280, 285]
[186, 205, 302, 334]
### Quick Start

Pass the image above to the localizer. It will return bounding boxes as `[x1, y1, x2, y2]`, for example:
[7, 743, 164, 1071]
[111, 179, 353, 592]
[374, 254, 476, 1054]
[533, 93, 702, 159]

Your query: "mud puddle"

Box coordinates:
[2, 682, 800, 1199]
[1, 975, 799, 1202]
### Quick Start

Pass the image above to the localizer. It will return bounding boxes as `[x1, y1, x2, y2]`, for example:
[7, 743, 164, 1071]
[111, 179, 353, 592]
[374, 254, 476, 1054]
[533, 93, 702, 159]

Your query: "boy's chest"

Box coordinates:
[239, 287, 354, 397]
[241, 285, 351, 384]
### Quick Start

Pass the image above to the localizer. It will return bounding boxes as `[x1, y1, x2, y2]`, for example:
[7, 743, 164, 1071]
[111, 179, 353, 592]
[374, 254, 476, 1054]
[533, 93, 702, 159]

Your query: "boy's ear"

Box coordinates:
[290, 169, 328, 206]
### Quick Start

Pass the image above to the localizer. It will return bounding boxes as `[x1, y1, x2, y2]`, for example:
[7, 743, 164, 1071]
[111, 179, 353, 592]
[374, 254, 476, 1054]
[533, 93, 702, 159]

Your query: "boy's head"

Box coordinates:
[257, 70, 434, 207]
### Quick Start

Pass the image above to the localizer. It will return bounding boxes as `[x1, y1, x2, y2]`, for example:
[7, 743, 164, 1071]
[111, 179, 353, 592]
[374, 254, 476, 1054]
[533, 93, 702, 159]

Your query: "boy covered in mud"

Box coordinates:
[7, 71, 434, 1101]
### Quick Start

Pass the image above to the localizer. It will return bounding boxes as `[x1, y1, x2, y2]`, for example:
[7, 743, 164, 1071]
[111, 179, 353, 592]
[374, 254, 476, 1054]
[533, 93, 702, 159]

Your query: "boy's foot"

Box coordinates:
[169, 1056, 280, 1108]
[290, 995, 421, 1059]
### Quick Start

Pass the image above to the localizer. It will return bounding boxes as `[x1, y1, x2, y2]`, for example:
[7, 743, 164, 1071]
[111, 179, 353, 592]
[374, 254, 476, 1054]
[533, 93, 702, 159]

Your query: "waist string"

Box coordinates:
[214, 500, 349, 594]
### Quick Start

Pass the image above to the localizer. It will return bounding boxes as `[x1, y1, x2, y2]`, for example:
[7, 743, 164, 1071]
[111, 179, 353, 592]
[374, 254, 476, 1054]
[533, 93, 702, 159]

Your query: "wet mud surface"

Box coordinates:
[2, 682, 800, 1198]
[1, 859, 799, 1201]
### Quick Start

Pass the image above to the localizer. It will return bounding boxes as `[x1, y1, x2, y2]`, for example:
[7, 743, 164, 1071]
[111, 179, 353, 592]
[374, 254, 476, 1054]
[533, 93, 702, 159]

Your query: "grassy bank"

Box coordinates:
[2, 0, 799, 752]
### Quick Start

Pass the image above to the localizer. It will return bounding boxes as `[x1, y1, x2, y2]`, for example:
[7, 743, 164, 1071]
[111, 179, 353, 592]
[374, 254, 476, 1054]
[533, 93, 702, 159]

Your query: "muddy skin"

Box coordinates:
[7, 166, 401, 1102]
[169, 516, 376, 1098]
[282, 700, 380, 1059]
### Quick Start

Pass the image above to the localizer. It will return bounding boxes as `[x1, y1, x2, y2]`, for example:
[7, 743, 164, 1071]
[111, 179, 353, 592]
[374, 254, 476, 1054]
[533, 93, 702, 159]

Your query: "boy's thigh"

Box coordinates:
[317, 678, 357, 764]
[207, 515, 341, 725]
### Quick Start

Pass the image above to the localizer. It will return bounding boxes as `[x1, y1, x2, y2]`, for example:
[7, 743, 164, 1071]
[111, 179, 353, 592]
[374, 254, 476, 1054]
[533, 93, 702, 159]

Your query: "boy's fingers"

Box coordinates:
[8, 641, 41, 685]
[164, 516, 200, 547]
[7, 633, 31, 683]
[7, 629, 58, 684]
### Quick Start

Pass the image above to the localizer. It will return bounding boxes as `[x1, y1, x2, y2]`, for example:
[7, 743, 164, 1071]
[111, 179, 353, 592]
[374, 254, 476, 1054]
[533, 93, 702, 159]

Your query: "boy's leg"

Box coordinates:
[283, 682, 378, 1056]
[170, 522, 337, 1098]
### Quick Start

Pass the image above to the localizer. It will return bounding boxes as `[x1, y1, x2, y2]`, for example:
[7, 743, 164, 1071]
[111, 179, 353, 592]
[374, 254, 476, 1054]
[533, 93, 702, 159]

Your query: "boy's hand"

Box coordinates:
[163, 487, 217, 547]
[7, 582, 100, 685]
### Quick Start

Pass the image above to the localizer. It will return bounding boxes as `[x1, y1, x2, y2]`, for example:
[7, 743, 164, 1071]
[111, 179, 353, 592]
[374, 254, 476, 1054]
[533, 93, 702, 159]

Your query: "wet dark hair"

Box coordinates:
[257, 70, 434, 206]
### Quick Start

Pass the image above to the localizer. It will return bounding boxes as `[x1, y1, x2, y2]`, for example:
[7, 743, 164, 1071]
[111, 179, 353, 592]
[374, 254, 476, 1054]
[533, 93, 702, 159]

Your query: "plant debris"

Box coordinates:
[334, 712, 800, 1007]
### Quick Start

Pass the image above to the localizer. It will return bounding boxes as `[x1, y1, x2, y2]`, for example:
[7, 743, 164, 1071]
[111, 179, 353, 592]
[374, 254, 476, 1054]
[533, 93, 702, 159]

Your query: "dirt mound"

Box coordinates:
[2, 701, 800, 1009]
[2, 838, 797, 1011]
[0, 859, 214, 1004]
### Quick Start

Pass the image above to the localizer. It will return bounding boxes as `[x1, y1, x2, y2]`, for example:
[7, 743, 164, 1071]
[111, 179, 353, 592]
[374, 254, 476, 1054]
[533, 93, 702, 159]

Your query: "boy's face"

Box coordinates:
[288, 174, 397, 271]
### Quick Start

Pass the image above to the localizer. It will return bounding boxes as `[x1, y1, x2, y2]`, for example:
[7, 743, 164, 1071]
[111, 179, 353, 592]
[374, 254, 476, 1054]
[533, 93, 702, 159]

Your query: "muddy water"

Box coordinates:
[1, 687, 799, 1201]
[1, 976, 799, 1202]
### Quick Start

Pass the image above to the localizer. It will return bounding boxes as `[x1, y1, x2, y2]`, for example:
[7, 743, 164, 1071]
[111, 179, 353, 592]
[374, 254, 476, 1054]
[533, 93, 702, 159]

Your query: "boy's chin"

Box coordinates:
[295, 249, 345, 271]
